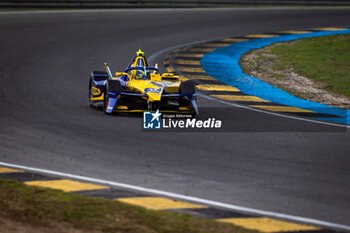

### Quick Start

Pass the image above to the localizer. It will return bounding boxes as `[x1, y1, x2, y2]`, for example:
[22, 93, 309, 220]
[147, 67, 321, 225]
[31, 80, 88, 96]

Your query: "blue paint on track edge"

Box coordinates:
[201, 29, 350, 124]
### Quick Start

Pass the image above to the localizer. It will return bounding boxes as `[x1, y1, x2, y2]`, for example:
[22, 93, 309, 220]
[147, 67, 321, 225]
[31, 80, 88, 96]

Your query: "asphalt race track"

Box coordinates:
[0, 8, 350, 227]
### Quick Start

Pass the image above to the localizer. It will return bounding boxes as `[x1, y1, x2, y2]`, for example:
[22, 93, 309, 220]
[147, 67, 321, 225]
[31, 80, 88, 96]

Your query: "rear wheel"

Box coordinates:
[180, 80, 196, 94]
[179, 80, 197, 115]
[179, 80, 196, 105]
[107, 79, 123, 92]
[92, 71, 108, 80]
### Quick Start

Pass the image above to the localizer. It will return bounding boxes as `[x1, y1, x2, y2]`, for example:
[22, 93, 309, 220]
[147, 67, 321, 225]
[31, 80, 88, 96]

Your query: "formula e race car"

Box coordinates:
[89, 49, 198, 115]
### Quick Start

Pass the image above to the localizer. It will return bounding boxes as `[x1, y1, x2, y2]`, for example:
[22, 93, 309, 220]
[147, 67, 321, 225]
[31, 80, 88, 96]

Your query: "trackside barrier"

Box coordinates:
[1, 0, 350, 8]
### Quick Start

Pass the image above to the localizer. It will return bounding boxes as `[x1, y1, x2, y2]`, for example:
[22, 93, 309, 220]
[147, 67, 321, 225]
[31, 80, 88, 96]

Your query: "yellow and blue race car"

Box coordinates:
[89, 49, 198, 115]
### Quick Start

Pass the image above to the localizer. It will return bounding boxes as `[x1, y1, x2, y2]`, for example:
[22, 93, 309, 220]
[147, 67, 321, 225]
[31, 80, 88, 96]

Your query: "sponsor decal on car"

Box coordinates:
[91, 86, 101, 95]
[144, 88, 162, 94]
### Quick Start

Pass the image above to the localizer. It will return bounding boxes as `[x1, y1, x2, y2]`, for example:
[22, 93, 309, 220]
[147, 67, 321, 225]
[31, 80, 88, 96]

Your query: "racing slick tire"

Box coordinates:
[107, 79, 123, 92]
[90, 71, 108, 109]
[179, 80, 196, 94]
[179, 80, 197, 116]
[91, 71, 108, 81]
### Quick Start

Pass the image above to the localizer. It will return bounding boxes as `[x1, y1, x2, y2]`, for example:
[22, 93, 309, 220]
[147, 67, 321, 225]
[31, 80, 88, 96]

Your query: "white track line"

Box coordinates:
[2, 7, 350, 15]
[199, 93, 350, 128]
[1, 161, 350, 232]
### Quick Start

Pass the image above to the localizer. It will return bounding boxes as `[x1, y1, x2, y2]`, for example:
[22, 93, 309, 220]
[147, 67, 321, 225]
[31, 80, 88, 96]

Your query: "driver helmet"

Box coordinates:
[135, 69, 145, 79]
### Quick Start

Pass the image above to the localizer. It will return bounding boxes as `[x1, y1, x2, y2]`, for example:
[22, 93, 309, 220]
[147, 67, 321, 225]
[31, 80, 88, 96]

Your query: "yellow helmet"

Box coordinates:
[136, 49, 144, 57]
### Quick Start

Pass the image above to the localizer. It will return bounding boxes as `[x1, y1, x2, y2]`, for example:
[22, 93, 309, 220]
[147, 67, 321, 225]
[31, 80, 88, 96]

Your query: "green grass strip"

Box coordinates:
[0, 178, 258, 233]
[270, 34, 350, 97]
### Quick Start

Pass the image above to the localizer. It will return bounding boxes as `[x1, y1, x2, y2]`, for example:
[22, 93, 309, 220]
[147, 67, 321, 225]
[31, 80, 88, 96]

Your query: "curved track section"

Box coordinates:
[0, 8, 350, 226]
[164, 27, 350, 125]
